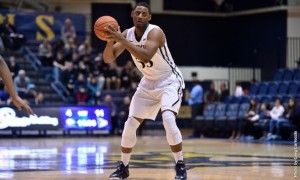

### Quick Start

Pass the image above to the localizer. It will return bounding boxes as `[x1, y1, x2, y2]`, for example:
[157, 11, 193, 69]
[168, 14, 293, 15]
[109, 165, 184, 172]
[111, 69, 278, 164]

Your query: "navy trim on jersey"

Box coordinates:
[159, 46, 183, 107]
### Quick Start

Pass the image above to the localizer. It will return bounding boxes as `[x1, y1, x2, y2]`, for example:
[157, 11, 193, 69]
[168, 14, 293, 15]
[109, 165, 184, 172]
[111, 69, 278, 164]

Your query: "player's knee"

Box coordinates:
[123, 117, 140, 131]
[121, 117, 140, 148]
[162, 111, 182, 145]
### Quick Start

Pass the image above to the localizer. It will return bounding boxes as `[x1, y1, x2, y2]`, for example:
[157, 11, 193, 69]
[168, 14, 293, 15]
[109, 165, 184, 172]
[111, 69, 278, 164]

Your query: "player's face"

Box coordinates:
[131, 6, 151, 28]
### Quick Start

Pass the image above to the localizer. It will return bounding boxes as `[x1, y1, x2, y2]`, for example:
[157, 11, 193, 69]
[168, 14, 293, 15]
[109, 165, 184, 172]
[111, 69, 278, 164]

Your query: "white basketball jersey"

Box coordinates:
[126, 24, 185, 88]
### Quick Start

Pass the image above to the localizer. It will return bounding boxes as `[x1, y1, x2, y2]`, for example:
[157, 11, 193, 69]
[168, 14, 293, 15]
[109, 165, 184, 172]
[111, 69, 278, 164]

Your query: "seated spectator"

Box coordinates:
[105, 62, 121, 90]
[7, 55, 19, 79]
[64, 37, 77, 60]
[104, 94, 117, 135]
[38, 39, 53, 67]
[219, 82, 229, 102]
[87, 75, 103, 105]
[53, 51, 67, 82]
[13, 69, 31, 98]
[269, 98, 300, 140]
[74, 73, 89, 105]
[61, 18, 76, 43]
[60, 62, 77, 94]
[204, 82, 219, 103]
[120, 60, 135, 91]
[0, 16, 25, 50]
[26, 84, 38, 105]
[52, 38, 65, 55]
[78, 39, 92, 58]
[230, 98, 258, 140]
[234, 82, 243, 97]
[34, 92, 45, 105]
[266, 99, 285, 140]
[256, 103, 272, 140]
[118, 96, 131, 133]
[77, 59, 89, 77]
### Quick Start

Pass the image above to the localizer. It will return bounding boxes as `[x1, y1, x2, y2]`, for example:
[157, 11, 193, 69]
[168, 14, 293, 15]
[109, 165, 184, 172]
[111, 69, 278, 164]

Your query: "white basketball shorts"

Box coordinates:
[129, 74, 183, 120]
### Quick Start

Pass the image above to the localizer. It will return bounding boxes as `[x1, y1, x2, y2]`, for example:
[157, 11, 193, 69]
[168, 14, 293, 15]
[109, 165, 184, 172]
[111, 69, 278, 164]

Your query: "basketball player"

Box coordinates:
[103, 2, 187, 180]
[0, 55, 34, 115]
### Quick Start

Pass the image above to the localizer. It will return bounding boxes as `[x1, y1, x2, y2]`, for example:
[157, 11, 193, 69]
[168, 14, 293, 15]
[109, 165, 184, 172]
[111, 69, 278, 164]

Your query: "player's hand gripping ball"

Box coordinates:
[94, 16, 119, 41]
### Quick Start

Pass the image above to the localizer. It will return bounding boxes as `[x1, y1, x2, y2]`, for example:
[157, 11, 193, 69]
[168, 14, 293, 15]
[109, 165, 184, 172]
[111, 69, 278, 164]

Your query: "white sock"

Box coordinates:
[172, 151, 183, 163]
[121, 152, 131, 166]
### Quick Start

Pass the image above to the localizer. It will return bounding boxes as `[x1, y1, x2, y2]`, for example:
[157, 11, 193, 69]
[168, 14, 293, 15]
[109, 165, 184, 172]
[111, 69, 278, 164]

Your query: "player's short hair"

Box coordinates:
[133, 2, 151, 14]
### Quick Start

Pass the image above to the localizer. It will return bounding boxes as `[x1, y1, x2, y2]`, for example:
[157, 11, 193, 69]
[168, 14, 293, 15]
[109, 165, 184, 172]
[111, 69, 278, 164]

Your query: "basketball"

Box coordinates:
[94, 16, 119, 41]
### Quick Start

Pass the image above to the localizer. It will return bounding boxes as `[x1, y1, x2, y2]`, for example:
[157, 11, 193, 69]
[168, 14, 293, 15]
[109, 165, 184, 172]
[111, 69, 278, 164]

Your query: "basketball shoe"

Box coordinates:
[175, 160, 187, 180]
[109, 162, 129, 179]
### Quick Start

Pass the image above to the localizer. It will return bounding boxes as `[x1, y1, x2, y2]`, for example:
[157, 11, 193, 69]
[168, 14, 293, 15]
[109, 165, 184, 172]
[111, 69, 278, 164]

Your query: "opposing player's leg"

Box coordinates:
[162, 110, 187, 180]
[109, 116, 143, 179]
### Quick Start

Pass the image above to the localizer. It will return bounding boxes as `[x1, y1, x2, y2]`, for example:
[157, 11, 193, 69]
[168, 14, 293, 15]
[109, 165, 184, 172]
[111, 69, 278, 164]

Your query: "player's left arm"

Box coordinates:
[106, 26, 164, 63]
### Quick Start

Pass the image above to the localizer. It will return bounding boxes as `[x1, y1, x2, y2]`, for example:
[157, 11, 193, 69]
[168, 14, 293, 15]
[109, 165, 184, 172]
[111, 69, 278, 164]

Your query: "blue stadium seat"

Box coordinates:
[282, 95, 291, 104]
[227, 102, 249, 131]
[248, 83, 258, 95]
[226, 103, 240, 121]
[240, 96, 250, 103]
[230, 96, 241, 104]
[214, 103, 227, 129]
[196, 103, 217, 131]
[288, 81, 299, 96]
[295, 95, 300, 103]
[273, 69, 284, 81]
[278, 82, 289, 95]
[257, 82, 268, 95]
[237, 103, 250, 118]
[283, 69, 294, 81]
[267, 82, 278, 96]
[195, 103, 216, 121]
[260, 95, 272, 104]
[294, 69, 300, 81]
[195, 103, 216, 134]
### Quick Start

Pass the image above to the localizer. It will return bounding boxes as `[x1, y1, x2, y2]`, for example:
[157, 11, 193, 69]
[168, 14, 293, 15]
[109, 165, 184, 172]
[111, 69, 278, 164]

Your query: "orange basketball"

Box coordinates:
[94, 16, 119, 41]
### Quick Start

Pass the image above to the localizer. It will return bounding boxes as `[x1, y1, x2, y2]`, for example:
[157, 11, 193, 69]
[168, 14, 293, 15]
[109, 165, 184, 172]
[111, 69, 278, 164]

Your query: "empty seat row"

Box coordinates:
[273, 68, 300, 81]
[225, 94, 300, 105]
[195, 103, 250, 131]
[249, 81, 299, 96]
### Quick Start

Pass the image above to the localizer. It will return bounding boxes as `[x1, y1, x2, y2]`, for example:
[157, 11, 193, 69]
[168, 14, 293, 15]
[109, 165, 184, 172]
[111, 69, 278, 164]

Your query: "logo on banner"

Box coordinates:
[0, 107, 59, 129]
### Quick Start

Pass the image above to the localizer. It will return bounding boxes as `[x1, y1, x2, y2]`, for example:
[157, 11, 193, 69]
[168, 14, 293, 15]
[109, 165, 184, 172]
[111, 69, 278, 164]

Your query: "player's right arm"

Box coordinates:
[103, 29, 127, 63]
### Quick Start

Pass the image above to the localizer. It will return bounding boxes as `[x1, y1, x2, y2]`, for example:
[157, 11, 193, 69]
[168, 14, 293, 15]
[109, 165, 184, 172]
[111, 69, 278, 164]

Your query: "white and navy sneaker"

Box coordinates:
[175, 160, 187, 180]
[109, 162, 129, 179]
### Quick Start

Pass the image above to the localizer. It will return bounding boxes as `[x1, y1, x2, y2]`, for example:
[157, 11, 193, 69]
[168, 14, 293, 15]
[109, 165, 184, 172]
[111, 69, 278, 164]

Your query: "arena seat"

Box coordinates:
[267, 82, 278, 96]
[288, 81, 299, 96]
[257, 82, 269, 96]
[277, 82, 289, 95]
[226, 102, 249, 132]
[283, 69, 294, 81]
[273, 69, 284, 81]
[213, 103, 227, 126]
[195, 103, 216, 134]
[293, 69, 300, 81]
[248, 83, 258, 95]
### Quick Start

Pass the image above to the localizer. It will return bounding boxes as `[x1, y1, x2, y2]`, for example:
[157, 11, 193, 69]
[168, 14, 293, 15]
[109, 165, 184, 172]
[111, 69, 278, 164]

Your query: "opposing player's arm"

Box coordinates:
[0, 55, 34, 115]
[103, 29, 127, 63]
[120, 28, 164, 63]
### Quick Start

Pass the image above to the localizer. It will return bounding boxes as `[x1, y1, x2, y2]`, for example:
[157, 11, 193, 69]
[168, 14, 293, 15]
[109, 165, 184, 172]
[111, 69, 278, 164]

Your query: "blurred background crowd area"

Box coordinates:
[0, 0, 300, 138]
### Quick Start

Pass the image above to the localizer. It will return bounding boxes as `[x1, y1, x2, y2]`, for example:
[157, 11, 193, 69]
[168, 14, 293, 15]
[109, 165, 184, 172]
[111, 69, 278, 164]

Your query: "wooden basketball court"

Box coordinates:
[0, 136, 296, 180]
